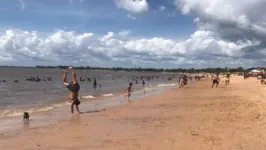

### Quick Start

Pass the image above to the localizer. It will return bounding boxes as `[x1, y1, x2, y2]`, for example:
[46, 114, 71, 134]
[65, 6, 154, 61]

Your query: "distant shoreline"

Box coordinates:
[0, 65, 250, 73]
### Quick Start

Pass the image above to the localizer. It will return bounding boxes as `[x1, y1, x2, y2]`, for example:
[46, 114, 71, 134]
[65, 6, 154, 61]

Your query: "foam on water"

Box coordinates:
[0, 102, 68, 119]
[81, 95, 95, 99]
[157, 83, 178, 87]
[101, 93, 115, 97]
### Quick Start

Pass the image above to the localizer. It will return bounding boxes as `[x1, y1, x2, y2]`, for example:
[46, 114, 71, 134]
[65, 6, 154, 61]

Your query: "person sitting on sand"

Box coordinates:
[125, 83, 133, 101]
[62, 67, 81, 114]
[212, 74, 220, 88]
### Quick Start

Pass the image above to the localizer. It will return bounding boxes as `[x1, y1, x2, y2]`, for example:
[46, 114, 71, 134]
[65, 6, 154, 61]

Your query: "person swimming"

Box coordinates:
[62, 67, 80, 114]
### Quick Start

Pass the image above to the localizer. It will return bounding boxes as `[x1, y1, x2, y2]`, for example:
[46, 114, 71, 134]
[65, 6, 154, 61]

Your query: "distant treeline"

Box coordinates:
[35, 66, 248, 73]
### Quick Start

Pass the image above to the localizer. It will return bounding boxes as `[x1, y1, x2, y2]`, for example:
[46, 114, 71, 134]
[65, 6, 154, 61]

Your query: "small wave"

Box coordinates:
[101, 93, 115, 97]
[157, 83, 178, 87]
[0, 102, 67, 119]
[0, 110, 24, 118]
[81, 95, 96, 99]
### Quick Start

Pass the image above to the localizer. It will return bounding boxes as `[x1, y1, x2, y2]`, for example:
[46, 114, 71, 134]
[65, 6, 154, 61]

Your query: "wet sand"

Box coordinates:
[1, 76, 266, 150]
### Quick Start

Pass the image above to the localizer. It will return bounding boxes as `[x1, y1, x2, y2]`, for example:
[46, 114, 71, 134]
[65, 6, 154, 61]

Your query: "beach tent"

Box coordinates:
[247, 67, 257, 71]
[250, 69, 260, 73]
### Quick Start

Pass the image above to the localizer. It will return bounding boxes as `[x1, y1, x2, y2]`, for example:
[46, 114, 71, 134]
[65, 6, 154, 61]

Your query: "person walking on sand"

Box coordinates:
[62, 67, 81, 114]
[225, 73, 231, 85]
[212, 74, 220, 88]
[125, 83, 133, 101]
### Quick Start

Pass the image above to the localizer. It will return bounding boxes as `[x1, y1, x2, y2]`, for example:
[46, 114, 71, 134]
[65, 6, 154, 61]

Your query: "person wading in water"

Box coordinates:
[93, 78, 97, 91]
[62, 67, 81, 114]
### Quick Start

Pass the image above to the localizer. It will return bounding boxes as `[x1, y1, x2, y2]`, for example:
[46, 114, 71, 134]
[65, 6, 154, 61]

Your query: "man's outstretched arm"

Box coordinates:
[62, 70, 69, 87]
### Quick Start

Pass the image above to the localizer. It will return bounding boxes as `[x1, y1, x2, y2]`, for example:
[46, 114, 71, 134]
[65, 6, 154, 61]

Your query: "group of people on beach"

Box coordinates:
[61, 67, 200, 114]
[61, 67, 146, 114]
[211, 73, 231, 88]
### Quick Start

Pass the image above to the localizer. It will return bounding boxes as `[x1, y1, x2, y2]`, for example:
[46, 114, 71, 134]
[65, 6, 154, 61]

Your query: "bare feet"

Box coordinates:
[62, 70, 68, 74]
[68, 67, 73, 70]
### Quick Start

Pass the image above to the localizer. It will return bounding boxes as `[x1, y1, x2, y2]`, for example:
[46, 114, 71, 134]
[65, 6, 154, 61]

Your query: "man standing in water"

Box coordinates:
[93, 78, 97, 91]
[142, 78, 146, 94]
[62, 67, 80, 114]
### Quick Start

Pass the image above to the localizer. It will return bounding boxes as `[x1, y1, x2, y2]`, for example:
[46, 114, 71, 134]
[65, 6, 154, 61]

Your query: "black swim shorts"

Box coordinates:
[73, 99, 81, 105]
[213, 80, 219, 84]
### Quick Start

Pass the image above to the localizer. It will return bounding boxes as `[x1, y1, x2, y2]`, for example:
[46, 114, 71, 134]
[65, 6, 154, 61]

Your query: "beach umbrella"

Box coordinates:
[247, 67, 257, 71]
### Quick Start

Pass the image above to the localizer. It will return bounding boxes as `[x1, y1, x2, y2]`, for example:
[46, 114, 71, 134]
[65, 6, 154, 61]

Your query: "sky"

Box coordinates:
[0, 0, 265, 68]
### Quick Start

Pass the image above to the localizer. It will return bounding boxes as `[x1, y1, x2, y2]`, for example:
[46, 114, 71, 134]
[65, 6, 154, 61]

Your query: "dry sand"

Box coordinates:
[1, 76, 266, 150]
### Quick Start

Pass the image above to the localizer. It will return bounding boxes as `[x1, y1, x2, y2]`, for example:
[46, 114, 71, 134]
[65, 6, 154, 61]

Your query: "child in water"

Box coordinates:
[125, 83, 133, 101]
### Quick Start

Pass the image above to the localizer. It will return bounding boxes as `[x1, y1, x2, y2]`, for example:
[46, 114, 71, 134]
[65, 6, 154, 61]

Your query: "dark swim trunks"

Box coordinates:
[73, 99, 81, 105]
[213, 80, 219, 84]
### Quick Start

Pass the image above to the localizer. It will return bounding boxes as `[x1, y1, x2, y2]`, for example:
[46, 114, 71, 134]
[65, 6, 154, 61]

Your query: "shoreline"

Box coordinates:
[0, 79, 180, 119]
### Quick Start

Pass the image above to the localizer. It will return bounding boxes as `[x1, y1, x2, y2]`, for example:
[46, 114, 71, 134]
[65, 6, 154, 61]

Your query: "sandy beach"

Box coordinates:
[1, 76, 266, 150]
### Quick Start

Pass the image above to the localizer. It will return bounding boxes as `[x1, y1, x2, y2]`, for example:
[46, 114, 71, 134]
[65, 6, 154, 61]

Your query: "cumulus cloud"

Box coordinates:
[154, 5, 166, 13]
[114, 0, 149, 14]
[118, 30, 131, 37]
[0, 29, 260, 68]
[158, 6, 166, 11]
[175, 0, 266, 55]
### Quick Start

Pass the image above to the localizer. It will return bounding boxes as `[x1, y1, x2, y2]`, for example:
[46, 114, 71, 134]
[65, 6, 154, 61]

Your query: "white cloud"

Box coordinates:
[127, 14, 136, 20]
[18, 0, 25, 10]
[118, 30, 131, 37]
[0, 29, 260, 68]
[167, 11, 176, 17]
[172, 0, 266, 67]
[114, 0, 148, 14]
[158, 5, 166, 11]
[69, 0, 83, 3]
[154, 5, 166, 13]
[175, 0, 266, 42]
